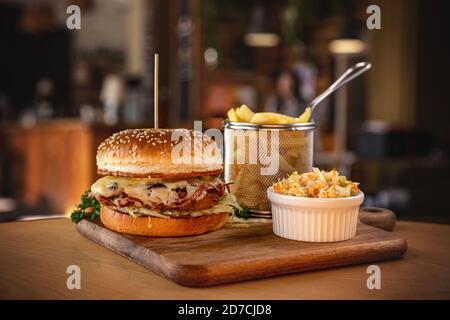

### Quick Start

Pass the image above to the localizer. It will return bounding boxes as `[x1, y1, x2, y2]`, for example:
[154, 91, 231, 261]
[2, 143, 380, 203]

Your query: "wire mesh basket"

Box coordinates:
[224, 121, 315, 214]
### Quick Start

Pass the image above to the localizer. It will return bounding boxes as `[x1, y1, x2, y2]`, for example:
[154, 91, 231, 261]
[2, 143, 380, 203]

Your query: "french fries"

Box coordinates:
[227, 108, 239, 122]
[250, 112, 297, 124]
[227, 105, 312, 124]
[224, 105, 314, 211]
[235, 104, 255, 122]
[297, 107, 312, 123]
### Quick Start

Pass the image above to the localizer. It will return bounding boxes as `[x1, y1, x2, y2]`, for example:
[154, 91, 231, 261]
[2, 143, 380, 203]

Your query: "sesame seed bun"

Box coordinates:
[100, 206, 229, 237]
[97, 129, 223, 179]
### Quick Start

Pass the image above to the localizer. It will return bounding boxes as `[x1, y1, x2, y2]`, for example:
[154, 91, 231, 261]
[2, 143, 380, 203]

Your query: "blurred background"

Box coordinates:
[0, 0, 449, 222]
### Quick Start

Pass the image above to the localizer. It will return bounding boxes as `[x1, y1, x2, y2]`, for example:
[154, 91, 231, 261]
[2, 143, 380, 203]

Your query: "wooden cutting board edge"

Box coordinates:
[76, 220, 408, 287]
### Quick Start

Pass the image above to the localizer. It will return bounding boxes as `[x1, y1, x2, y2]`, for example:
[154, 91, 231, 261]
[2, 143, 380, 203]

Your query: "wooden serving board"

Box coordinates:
[76, 211, 407, 287]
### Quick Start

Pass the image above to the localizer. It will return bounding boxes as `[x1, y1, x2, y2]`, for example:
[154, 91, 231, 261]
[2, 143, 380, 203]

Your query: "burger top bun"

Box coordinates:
[96, 128, 223, 179]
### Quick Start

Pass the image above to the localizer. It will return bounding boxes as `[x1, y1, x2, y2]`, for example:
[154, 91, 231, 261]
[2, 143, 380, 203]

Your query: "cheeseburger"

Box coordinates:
[91, 128, 238, 237]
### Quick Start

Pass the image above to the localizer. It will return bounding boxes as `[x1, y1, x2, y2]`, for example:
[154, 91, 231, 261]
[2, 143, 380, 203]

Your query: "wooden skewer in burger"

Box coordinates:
[91, 54, 238, 237]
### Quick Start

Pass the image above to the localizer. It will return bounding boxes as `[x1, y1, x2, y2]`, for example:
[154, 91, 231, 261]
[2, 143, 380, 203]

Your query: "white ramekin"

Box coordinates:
[267, 187, 364, 242]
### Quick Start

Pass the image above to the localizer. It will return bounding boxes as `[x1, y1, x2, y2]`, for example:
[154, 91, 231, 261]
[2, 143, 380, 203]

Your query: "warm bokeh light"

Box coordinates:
[328, 39, 367, 55]
[244, 33, 280, 47]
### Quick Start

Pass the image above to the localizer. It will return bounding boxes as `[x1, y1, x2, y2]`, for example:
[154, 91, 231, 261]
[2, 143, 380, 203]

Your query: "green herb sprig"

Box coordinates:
[71, 191, 100, 223]
[234, 206, 251, 220]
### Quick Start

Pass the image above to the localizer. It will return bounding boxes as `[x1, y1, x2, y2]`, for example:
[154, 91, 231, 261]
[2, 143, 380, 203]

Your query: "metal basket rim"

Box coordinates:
[223, 120, 316, 131]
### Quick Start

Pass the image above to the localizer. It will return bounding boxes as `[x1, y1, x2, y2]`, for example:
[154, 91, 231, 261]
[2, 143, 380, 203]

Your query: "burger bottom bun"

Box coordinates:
[100, 206, 229, 237]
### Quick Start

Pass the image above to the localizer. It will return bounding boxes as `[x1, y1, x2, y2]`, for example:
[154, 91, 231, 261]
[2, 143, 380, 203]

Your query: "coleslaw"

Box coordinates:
[273, 168, 360, 198]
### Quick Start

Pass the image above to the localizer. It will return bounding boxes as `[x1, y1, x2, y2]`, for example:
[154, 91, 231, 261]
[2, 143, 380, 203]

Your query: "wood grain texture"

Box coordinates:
[0, 219, 449, 299]
[76, 219, 407, 287]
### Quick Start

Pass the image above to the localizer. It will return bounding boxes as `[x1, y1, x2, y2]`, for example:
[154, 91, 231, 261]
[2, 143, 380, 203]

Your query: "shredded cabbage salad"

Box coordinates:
[273, 168, 360, 198]
[119, 192, 242, 219]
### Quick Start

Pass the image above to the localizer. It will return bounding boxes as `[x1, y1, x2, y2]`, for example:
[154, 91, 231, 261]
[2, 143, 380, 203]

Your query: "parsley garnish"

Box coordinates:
[235, 206, 251, 220]
[71, 191, 100, 223]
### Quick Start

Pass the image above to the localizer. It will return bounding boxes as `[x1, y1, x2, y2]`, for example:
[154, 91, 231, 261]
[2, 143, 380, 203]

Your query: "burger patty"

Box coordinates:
[96, 182, 226, 211]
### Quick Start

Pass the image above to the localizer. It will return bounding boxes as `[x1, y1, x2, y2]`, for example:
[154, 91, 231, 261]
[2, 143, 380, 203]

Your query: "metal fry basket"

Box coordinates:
[223, 121, 315, 214]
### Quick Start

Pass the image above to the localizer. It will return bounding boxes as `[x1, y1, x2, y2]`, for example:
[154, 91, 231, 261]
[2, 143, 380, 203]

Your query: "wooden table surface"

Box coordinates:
[0, 218, 449, 299]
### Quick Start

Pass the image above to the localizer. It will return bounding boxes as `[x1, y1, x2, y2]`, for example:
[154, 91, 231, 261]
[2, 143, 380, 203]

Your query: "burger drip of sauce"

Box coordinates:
[147, 216, 152, 229]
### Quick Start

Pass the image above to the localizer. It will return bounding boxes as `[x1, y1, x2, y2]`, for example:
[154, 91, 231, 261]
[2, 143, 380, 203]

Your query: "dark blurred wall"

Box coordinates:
[0, 4, 71, 119]
[416, 0, 450, 153]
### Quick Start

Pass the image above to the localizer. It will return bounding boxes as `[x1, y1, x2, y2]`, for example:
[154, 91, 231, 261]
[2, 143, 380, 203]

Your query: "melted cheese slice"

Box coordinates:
[91, 176, 220, 206]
